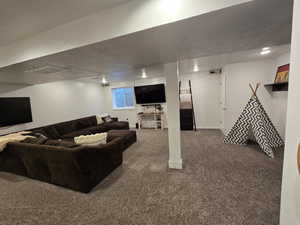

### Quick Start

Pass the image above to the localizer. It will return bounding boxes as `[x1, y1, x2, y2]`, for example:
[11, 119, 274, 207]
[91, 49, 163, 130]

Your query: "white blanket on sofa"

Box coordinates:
[74, 133, 107, 146]
[0, 131, 33, 152]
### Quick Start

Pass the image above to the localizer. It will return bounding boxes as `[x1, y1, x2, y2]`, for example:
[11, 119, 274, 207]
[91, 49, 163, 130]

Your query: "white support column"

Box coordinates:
[164, 62, 183, 170]
[280, 1, 300, 224]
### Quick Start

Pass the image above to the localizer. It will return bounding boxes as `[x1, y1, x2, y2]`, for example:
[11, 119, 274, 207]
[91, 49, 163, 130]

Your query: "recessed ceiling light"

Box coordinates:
[141, 68, 147, 78]
[101, 76, 108, 84]
[262, 47, 270, 51]
[160, 0, 181, 13]
[260, 47, 271, 55]
[260, 50, 271, 55]
[193, 63, 199, 72]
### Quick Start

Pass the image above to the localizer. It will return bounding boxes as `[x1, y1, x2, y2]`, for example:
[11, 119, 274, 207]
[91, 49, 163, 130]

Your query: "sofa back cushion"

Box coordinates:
[42, 126, 61, 139]
[22, 136, 48, 145]
[55, 121, 77, 136]
[29, 116, 98, 139]
[75, 116, 97, 130]
[45, 140, 79, 148]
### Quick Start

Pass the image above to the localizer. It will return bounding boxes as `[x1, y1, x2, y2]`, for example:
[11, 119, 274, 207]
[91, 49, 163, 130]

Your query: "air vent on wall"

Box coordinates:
[209, 68, 222, 74]
[24, 65, 68, 74]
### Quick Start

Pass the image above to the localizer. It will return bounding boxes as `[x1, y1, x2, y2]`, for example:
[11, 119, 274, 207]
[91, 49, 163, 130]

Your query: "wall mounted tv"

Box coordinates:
[134, 84, 166, 104]
[0, 97, 33, 127]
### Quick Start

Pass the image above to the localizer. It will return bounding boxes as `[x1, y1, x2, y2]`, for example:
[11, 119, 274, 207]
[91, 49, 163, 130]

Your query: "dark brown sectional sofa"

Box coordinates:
[32, 115, 130, 139]
[0, 116, 136, 193]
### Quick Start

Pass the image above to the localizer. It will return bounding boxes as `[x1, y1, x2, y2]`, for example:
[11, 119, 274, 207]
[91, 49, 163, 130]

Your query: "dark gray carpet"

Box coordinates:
[0, 130, 283, 225]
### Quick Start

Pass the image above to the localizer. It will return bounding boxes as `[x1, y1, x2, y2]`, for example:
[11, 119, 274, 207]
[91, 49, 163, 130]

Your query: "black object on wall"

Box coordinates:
[179, 80, 196, 131]
[0, 97, 33, 127]
[264, 82, 289, 92]
[134, 84, 166, 104]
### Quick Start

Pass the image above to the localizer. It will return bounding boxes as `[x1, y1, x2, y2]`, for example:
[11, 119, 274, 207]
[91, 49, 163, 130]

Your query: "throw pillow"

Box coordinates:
[30, 130, 48, 138]
[29, 132, 48, 139]
[76, 117, 96, 130]
[102, 115, 112, 123]
[43, 127, 61, 139]
[96, 115, 104, 125]
[22, 136, 48, 144]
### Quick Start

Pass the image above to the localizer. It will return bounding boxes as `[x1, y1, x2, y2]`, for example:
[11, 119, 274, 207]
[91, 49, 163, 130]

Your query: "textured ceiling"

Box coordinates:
[0, 0, 293, 84]
[0, 0, 132, 46]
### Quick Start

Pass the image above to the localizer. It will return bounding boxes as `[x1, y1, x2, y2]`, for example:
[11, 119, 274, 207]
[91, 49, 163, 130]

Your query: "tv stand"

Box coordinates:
[137, 104, 165, 130]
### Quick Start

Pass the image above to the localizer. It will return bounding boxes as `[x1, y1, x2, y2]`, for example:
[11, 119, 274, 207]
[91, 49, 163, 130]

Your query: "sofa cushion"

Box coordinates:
[29, 132, 48, 139]
[45, 140, 79, 148]
[102, 115, 113, 123]
[55, 122, 77, 136]
[75, 117, 97, 130]
[31, 129, 49, 138]
[62, 129, 92, 139]
[42, 126, 61, 139]
[104, 121, 129, 130]
[107, 130, 137, 152]
[22, 136, 48, 145]
[86, 125, 109, 134]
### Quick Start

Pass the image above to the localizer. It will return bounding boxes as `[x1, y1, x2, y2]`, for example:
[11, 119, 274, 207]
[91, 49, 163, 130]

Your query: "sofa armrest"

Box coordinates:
[5, 140, 123, 193]
[75, 137, 123, 164]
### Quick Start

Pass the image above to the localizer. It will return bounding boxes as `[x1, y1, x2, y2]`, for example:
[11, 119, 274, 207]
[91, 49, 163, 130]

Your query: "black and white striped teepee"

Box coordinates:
[224, 83, 284, 158]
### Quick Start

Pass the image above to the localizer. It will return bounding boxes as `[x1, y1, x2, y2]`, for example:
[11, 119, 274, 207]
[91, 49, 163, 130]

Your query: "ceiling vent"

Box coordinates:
[209, 68, 222, 74]
[89, 76, 110, 87]
[101, 82, 110, 87]
[24, 65, 68, 74]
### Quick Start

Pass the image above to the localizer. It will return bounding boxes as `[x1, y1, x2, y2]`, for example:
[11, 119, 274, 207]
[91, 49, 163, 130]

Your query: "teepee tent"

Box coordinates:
[224, 83, 284, 158]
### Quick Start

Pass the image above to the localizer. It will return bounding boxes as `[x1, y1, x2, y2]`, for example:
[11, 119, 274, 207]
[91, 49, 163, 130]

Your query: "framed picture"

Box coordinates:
[275, 64, 290, 83]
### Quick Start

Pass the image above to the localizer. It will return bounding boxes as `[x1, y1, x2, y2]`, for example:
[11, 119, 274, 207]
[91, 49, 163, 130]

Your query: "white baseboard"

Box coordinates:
[196, 127, 221, 130]
[168, 159, 183, 170]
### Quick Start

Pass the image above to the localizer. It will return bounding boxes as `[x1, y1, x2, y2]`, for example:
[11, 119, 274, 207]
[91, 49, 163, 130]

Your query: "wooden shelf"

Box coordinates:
[264, 82, 288, 92]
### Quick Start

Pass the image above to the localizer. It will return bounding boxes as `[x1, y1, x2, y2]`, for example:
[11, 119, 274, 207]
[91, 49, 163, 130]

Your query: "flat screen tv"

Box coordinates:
[134, 84, 166, 104]
[0, 97, 33, 127]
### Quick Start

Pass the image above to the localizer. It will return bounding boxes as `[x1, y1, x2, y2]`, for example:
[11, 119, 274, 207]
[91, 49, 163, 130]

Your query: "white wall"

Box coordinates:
[280, 1, 300, 224]
[0, 81, 106, 135]
[102, 77, 167, 128]
[271, 53, 290, 139]
[181, 72, 222, 129]
[223, 54, 290, 139]
[223, 59, 275, 134]
[103, 73, 222, 130]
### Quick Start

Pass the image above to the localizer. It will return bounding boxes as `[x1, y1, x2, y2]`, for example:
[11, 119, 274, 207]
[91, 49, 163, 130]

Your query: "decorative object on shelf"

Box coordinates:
[264, 64, 290, 92]
[275, 64, 290, 83]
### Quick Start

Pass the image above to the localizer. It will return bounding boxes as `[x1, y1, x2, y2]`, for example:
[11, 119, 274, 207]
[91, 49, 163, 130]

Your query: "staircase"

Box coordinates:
[179, 80, 196, 131]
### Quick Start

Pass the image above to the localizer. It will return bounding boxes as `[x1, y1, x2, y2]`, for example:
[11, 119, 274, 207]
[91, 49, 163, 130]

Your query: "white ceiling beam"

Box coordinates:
[0, 0, 252, 68]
